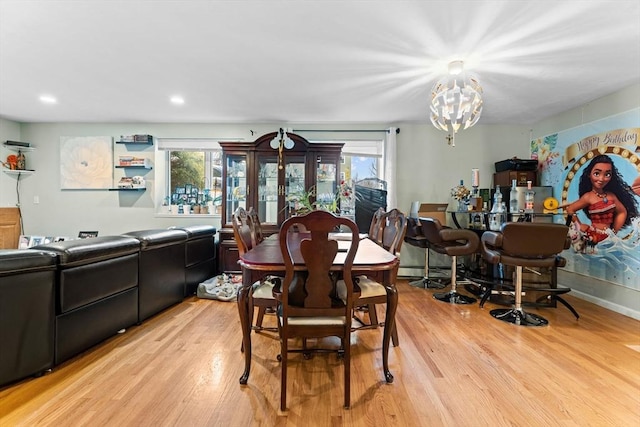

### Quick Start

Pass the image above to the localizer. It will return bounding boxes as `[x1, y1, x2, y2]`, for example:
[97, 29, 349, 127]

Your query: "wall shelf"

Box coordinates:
[115, 141, 153, 145]
[3, 142, 35, 152]
[115, 165, 152, 170]
[3, 169, 34, 176]
[108, 187, 146, 191]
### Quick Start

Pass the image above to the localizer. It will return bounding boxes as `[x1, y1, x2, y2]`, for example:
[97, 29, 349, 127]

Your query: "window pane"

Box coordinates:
[170, 151, 205, 191]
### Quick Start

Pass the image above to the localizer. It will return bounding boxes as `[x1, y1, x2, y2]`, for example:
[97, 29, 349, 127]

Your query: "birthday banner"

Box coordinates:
[531, 109, 640, 290]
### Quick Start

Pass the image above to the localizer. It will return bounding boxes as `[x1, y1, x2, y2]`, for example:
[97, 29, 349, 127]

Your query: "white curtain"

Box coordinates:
[384, 127, 398, 209]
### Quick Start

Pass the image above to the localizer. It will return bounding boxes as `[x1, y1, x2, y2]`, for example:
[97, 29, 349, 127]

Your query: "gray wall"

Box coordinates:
[1, 83, 638, 318]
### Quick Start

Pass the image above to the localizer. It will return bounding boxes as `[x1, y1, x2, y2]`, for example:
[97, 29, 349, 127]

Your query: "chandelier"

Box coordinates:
[430, 60, 483, 147]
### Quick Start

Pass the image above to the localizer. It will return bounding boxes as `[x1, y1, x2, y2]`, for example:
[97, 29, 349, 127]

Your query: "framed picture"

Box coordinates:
[188, 197, 197, 205]
[29, 236, 44, 247]
[78, 231, 99, 239]
[175, 187, 186, 195]
[185, 184, 192, 194]
[191, 187, 199, 196]
[60, 136, 113, 189]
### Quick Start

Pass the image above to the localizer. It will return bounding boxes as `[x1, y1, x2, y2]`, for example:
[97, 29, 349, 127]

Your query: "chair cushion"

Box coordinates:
[336, 275, 386, 303]
[284, 316, 346, 326]
[252, 278, 276, 300]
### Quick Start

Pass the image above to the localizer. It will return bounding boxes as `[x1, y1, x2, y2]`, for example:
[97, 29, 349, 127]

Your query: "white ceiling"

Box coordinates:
[1, 0, 639, 125]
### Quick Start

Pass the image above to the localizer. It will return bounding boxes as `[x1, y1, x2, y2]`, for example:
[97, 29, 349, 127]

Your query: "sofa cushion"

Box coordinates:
[32, 236, 140, 267]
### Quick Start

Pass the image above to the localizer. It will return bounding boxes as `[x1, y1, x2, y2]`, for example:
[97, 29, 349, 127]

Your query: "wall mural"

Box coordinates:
[531, 109, 640, 290]
[60, 136, 113, 189]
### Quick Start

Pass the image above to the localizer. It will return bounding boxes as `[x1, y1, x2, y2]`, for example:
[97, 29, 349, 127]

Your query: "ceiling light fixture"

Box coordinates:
[270, 128, 294, 169]
[170, 96, 185, 105]
[430, 60, 483, 147]
[39, 95, 57, 104]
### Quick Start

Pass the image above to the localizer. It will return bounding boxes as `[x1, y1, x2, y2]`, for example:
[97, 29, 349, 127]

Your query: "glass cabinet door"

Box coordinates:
[257, 155, 279, 224]
[225, 154, 247, 224]
[316, 160, 337, 212]
[283, 157, 306, 221]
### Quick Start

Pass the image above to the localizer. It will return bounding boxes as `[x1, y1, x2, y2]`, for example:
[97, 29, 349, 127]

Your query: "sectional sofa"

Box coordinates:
[0, 225, 216, 388]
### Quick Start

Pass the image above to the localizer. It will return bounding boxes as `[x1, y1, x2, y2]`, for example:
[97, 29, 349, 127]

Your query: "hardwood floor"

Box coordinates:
[1, 279, 639, 426]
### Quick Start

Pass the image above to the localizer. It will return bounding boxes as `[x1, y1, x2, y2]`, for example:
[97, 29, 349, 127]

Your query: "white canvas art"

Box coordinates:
[60, 136, 113, 189]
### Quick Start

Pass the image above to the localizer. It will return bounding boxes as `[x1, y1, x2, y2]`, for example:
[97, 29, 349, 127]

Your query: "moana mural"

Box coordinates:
[531, 109, 640, 290]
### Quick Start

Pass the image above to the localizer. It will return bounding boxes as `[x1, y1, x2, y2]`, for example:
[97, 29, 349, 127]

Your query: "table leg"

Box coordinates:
[238, 269, 252, 384]
[382, 270, 398, 383]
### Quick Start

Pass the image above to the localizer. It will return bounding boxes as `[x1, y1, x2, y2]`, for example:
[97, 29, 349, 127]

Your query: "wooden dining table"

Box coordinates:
[237, 232, 400, 385]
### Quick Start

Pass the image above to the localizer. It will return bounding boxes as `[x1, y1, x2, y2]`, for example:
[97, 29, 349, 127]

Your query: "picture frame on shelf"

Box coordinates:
[175, 187, 186, 195]
[78, 231, 99, 239]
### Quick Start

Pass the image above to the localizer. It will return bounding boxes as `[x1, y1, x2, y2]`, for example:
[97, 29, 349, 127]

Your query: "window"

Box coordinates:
[157, 138, 229, 214]
[167, 150, 223, 209]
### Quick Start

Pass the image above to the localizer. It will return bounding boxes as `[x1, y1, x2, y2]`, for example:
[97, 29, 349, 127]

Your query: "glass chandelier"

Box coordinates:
[430, 60, 483, 146]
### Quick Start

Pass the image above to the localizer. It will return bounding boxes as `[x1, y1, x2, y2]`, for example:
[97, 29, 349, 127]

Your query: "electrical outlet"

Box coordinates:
[34, 195, 39, 204]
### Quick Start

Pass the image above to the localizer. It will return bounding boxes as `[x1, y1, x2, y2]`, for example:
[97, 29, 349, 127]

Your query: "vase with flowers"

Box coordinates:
[451, 180, 471, 212]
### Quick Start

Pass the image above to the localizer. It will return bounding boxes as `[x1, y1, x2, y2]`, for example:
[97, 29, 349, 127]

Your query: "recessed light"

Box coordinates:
[170, 96, 185, 105]
[39, 95, 57, 104]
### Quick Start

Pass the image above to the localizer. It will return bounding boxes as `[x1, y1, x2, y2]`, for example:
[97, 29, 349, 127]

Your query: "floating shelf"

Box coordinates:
[115, 141, 153, 145]
[108, 187, 146, 191]
[3, 143, 35, 152]
[115, 165, 153, 170]
[3, 169, 35, 176]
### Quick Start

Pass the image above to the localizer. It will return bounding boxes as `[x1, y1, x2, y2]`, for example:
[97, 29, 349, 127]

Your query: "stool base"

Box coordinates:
[490, 308, 548, 326]
[410, 277, 449, 289]
[433, 291, 476, 304]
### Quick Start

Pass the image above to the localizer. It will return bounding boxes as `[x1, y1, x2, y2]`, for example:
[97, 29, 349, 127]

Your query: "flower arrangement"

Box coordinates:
[287, 180, 354, 215]
[450, 182, 471, 201]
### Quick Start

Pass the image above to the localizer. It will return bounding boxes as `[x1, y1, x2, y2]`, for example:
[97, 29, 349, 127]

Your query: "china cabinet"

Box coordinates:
[218, 132, 343, 272]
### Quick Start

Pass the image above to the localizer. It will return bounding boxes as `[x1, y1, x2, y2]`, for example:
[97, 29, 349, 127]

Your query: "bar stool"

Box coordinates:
[480, 222, 572, 326]
[420, 217, 478, 304]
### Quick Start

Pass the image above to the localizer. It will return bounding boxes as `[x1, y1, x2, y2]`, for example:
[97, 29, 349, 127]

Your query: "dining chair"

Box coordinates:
[339, 208, 406, 346]
[368, 207, 386, 245]
[247, 206, 264, 246]
[273, 210, 360, 410]
[231, 207, 276, 333]
[480, 222, 577, 326]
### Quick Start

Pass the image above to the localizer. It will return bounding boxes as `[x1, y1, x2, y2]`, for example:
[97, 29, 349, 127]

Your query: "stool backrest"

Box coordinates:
[500, 223, 569, 258]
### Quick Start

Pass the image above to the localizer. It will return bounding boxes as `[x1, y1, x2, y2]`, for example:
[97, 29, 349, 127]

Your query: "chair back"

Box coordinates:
[368, 207, 385, 245]
[380, 208, 408, 255]
[247, 207, 264, 245]
[278, 210, 359, 316]
[231, 207, 253, 255]
[500, 223, 569, 258]
[419, 217, 445, 245]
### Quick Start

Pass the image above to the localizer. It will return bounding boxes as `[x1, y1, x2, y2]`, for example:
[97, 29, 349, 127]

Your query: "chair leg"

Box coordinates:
[490, 265, 549, 326]
[368, 303, 379, 325]
[255, 306, 266, 328]
[281, 338, 288, 411]
[344, 337, 351, 409]
[554, 295, 580, 320]
[434, 255, 476, 304]
[409, 247, 448, 289]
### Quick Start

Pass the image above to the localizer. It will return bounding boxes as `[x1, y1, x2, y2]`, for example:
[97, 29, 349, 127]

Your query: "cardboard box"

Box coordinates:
[417, 203, 448, 224]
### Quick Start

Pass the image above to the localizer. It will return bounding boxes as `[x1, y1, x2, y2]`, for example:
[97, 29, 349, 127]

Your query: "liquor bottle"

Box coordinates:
[509, 179, 519, 214]
[489, 187, 504, 231]
[524, 181, 535, 213]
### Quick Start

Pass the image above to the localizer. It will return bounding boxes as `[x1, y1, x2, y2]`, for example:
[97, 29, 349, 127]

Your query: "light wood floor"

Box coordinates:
[1, 279, 639, 426]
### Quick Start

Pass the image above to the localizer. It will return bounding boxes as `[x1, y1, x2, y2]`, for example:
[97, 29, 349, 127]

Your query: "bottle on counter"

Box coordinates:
[509, 179, 519, 214]
[489, 187, 505, 231]
[524, 180, 535, 213]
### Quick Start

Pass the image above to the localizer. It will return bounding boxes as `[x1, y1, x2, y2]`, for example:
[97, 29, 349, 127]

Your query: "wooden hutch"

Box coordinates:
[218, 131, 343, 273]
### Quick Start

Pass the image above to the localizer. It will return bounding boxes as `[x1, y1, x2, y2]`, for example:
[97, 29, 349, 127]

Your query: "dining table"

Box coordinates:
[237, 231, 400, 385]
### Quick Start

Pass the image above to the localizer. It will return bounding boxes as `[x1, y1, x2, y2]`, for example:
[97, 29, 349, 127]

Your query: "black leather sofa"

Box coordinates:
[0, 226, 217, 388]
[35, 236, 141, 365]
[177, 225, 217, 295]
[122, 229, 188, 323]
[0, 250, 58, 386]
